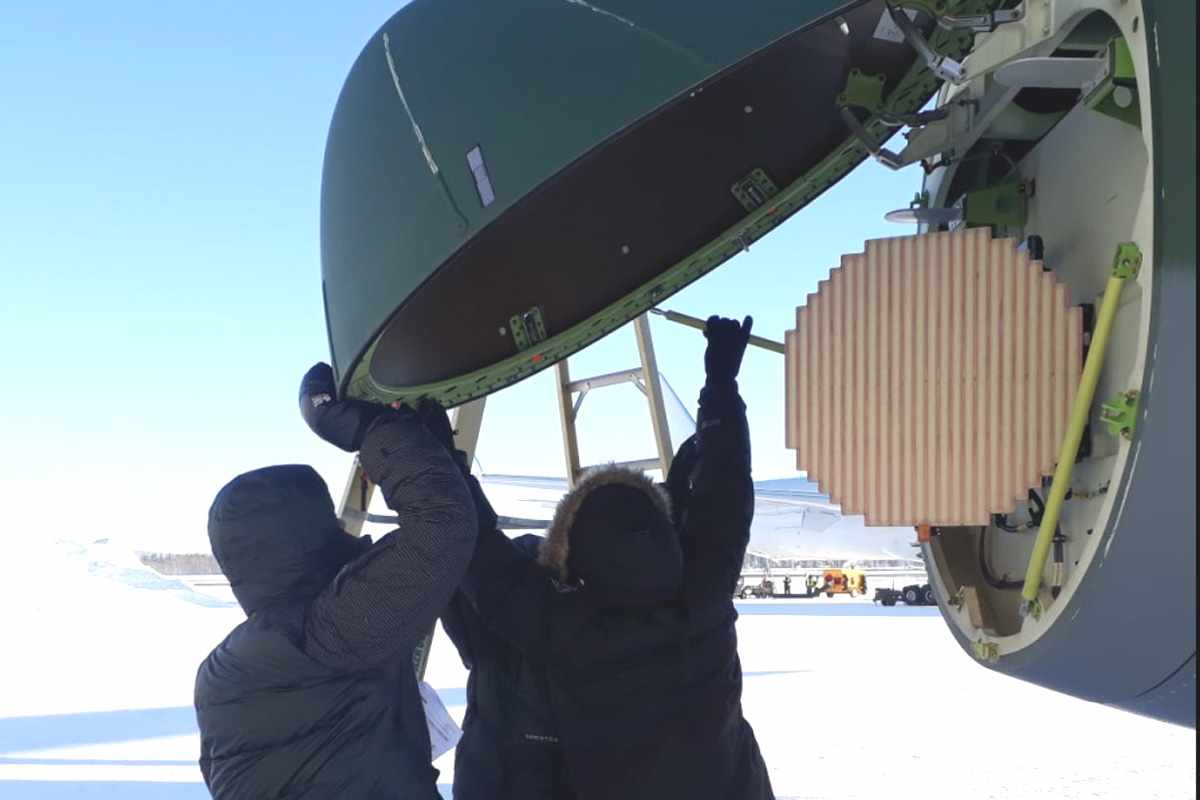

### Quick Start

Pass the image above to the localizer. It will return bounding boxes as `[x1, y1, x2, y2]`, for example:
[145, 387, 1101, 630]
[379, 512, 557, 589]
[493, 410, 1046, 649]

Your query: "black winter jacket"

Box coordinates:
[442, 532, 575, 800]
[461, 381, 773, 800]
[195, 412, 477, 799]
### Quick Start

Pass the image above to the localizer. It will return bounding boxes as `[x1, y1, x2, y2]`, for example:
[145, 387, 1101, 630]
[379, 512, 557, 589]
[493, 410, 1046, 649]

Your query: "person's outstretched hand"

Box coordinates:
[703, 315, 753, 384]
[299, 362, 392, 452]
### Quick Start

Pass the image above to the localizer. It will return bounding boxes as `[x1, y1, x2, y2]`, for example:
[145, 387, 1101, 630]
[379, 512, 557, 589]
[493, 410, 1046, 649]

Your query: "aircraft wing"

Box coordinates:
[480, 473, 920, 564]
[477, 475, 566, 533]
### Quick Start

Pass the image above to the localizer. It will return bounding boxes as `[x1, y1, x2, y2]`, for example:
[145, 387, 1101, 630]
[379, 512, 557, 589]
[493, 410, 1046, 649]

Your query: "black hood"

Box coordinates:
[539, 465, 681, 606]
[208, 464, 370, 614]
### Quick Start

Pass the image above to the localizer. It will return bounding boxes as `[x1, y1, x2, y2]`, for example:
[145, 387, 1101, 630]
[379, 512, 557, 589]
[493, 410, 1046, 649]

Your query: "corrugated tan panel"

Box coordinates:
[785, 329, 797, 450]
[785, 229, 1083, 526]
[828, 266, 844, 506]
[854, 256, 864, 520]
[793, 307, 806, 471]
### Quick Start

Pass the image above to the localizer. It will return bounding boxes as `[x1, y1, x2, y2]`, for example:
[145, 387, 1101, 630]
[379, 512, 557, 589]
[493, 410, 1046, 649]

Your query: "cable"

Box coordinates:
[983, 489, 1069, 596]
[923, 143, 1018, 180]
[1027, 489, 1045, 523]
[991, 514, 1029, 532]
[979, 526, 1024, 590]
[991, 489, 1045, 533]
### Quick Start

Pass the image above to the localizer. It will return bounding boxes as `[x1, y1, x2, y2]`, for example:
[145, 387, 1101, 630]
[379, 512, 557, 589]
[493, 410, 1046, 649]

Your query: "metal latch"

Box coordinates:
[730, 168, 779, 212]
[972, 639, 1000, 663]
[1100, 390, 1140, 440]
[508, 306, 547, 352]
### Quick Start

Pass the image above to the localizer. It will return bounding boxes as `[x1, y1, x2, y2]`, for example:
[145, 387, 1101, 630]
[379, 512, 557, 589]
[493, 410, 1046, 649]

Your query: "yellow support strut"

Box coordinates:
[649, 307, 787, 354]
[1021, 243, 1142, 617]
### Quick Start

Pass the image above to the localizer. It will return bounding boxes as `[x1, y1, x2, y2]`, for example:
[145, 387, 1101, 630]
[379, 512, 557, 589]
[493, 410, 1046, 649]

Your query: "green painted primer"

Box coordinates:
[1101, 390, 1140, 440]
[964, 181, 1028, 228]
[1086, 38, 1141, 129]
[838, 69, 887, 113]
[508, 306, 547, 353]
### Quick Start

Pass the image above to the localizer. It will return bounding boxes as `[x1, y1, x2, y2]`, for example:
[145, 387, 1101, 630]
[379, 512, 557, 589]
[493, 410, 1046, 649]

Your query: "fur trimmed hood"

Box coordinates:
[538, 464, 674, 583]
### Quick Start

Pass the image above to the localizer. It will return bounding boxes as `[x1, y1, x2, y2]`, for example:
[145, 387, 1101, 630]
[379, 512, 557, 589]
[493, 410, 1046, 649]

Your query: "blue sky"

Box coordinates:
[1, 2, 921, 551]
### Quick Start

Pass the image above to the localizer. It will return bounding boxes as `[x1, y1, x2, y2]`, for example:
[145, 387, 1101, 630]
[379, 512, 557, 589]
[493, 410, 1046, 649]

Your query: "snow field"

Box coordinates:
[0, 544, 1193, 799]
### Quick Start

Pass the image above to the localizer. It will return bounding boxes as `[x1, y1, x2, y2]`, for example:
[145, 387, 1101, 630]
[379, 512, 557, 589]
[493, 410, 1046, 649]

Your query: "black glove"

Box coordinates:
[415, 398, 456, 453]
[298, 362, 391, 452]
[703, 315, 753, 384]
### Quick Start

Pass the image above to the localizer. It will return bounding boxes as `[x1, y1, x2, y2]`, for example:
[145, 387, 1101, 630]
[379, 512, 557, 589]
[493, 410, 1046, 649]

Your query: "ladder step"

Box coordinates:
[578, 458, 663, 475]
[566, 367, 643, 393]
[359, 512, 550, 530]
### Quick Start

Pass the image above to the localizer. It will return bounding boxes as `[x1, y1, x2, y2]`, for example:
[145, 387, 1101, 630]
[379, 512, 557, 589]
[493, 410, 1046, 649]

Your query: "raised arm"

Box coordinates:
[297, 363, 478, 671]
[459, 511, 553, 659]
[678, 317, 755, 598]
[415, 400, 553, 660]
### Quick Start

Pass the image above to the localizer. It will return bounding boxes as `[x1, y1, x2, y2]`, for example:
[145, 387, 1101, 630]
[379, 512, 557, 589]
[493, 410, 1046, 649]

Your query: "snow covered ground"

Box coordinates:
[0, 539, 1193, 799]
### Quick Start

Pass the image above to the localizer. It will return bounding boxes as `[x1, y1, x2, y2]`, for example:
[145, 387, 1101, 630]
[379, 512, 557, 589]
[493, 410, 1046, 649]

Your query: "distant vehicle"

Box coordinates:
[821, 568, 867, 598]
[737, 578, 776, 599]
[875, 583, 936, 607]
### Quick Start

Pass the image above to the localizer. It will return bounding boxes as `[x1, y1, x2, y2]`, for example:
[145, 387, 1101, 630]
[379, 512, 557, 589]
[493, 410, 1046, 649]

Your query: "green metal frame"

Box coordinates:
[1085, 37, 1141, 129]
[347, 0, 990, 407]
[837, 69, 887, 113]
[963, 180, 1028, 228]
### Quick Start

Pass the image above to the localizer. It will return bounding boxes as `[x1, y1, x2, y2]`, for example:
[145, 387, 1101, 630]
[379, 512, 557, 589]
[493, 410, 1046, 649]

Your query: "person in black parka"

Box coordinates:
[194, 363, 477, 799]
[433, 419, 575, 799]
[440, 534, 576, 800]
[459, 315, 774, 800]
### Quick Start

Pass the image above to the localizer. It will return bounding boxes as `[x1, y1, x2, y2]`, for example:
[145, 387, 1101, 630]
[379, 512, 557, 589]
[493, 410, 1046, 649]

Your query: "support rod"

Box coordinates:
[650, 308, 786, 354]
[1021, 244, 1141, 615]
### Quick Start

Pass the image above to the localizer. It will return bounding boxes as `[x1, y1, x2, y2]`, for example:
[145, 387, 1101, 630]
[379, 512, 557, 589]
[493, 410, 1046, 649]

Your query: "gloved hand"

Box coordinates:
[298, 362, 391, 452]
[415, 398, 455, 453]
[703, 315, 753, 384]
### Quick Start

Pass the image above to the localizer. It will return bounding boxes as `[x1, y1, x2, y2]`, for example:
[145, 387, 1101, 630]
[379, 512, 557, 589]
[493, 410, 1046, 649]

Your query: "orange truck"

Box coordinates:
[820, 568, 867, 598]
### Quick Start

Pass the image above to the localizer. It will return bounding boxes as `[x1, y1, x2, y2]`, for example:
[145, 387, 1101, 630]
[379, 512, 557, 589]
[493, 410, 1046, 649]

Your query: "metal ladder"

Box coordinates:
[334, 313, 676, 677]
[553, 314, 674, 487]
